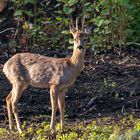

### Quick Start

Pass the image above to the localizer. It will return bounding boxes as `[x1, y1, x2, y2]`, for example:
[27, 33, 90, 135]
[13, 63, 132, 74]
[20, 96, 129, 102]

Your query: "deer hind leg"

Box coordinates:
[6, 91, 14, 131]
[11, 82, 28, 134]
[50, 85, 58, 131]
[58, 89, 67, 131]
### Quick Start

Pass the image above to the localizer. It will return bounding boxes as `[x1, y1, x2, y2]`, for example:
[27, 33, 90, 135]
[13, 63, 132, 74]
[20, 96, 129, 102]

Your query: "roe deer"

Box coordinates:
[3, 18, 91, 134]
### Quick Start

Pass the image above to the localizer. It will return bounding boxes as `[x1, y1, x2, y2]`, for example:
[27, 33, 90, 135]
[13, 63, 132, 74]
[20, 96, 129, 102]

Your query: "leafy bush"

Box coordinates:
[8, 0, 140, 53]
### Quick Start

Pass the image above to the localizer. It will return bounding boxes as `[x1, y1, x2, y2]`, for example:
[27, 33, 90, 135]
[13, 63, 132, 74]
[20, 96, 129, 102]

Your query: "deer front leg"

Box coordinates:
[50, 85, 58, 131]
[10, 81, 28, 134]
[6, 91, 14, 131]
[58, 89, 67, 131]
[11, 83, 26, 134]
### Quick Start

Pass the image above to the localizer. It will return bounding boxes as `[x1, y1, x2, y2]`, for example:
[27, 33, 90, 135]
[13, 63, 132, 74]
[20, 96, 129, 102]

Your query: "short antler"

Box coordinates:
[76, 17, 79, 31]
[70, 18, 74, 27]
[82, 14, 85, 31]
[70, 16, 86, 33]
[69, 18, 75, 33]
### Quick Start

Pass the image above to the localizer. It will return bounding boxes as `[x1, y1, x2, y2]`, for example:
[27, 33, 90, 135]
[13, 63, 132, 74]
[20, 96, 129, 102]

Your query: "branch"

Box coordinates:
[127, 42, 140, 46]
[0, 28, 15, 34]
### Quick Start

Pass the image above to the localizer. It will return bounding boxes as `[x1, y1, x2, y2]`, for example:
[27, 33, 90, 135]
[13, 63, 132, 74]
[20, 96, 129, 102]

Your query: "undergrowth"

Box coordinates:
[0, 114, 140, 140]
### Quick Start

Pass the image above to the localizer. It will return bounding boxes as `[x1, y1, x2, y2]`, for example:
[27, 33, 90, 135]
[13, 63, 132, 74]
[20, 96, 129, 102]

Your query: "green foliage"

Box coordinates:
[0, 114, 140, 140]
[134, 121, 140, 131]
[126, 0, 140, 42]
[0, 128, 7, 135]
[56, 131, 78, 140]
[11, 0, 139, 53]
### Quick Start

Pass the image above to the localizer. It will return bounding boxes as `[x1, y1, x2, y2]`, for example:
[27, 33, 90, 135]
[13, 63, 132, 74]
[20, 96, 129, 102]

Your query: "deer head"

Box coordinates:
[70, 17, 92, 52]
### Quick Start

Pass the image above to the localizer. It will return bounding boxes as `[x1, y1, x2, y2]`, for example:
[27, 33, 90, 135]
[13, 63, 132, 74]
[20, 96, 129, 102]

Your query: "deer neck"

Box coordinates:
[70, 48, 85, 74]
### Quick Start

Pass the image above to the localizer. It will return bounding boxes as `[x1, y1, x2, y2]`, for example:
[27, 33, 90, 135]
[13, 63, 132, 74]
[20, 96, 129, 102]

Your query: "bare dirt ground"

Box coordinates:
[0, 46, 140, 131]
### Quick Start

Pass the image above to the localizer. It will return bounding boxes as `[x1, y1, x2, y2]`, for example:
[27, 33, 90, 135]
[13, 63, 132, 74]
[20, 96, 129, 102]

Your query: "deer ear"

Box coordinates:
[85, 26, 93, 35]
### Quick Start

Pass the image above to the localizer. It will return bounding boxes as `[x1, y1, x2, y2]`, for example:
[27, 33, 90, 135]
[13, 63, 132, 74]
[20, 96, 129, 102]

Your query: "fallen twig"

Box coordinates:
[119, 78, 137, 88]
[0, 27, 15, 34]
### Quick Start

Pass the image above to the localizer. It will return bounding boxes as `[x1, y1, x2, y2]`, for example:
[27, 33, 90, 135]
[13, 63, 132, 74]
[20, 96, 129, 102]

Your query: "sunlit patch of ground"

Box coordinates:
[0, 114, 140, 140]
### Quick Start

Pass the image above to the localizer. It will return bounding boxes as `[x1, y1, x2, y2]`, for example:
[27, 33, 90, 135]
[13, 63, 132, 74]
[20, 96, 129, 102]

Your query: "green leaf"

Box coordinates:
[84, 2, 91, 7]
[63, 6, 74, 15]
[68, 46, 73, 49]
[24, 11, 34, 17]
[57, 0, 68, 4]
[68, 0, 78, 6]
[61, 30, 69, 34]
[95, 5, 100, 12]
[118, 0, 129, 7]
[104, 20, 110, 25]
[94, 28, 100, 32]
[69, 38, 73, 44]
[24, 0, 35, 4]
[14, 10, 22, 17]
[56, 17, 63, 21]
[54, 10, 63, 14]
[102, 9, 109, 15]
[98, 19, 104, 27]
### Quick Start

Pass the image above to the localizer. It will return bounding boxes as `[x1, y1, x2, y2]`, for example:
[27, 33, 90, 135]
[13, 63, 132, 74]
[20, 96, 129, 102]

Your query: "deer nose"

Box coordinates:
[77, 45, 83, 50]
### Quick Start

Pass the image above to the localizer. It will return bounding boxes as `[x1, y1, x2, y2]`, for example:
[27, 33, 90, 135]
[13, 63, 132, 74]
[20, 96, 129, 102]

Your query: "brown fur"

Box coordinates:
[3, 28, 87, 133]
